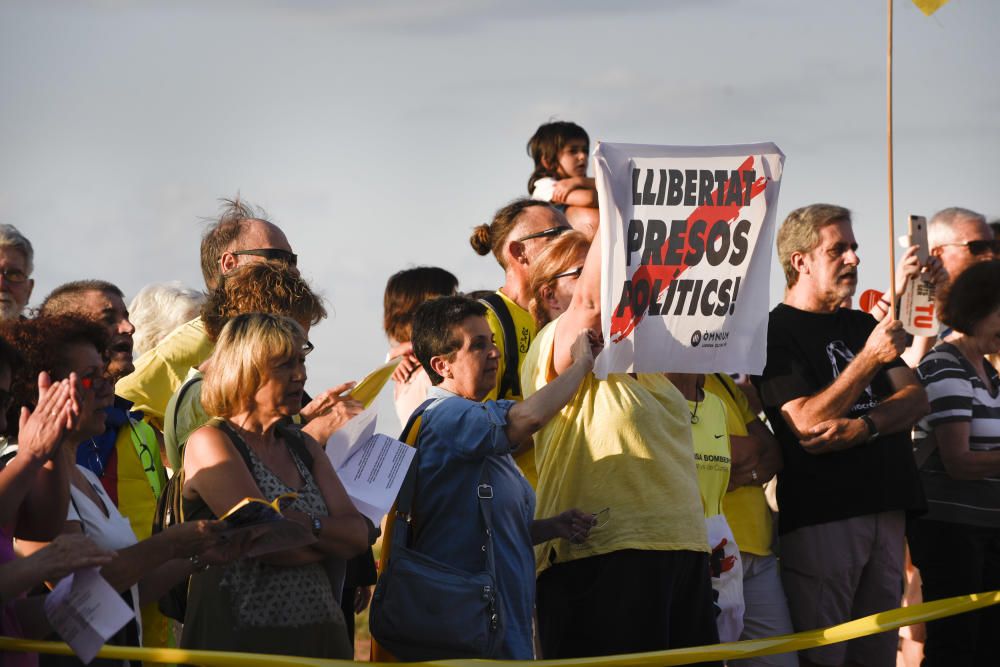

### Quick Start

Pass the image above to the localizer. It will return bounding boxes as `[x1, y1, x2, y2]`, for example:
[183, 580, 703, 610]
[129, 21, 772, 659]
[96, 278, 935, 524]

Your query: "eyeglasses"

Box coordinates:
[938, 240, 1000, 256]
[570, 506, 611, 548]
[552, 266, 584, 280]
[227, 248, 298, 266]
[302, 340, 315, 356]
[0, 268, 29, 283]
[514, 226, 569, 243]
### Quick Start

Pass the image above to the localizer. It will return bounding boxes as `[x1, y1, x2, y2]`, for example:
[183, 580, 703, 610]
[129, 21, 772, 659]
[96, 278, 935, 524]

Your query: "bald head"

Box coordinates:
[199, 198, 294, 290]
[928, 207, 994, 282]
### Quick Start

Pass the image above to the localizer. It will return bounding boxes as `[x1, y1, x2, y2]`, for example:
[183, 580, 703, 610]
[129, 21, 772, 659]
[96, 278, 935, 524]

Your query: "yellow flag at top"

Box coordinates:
[912, 0, 950, 15]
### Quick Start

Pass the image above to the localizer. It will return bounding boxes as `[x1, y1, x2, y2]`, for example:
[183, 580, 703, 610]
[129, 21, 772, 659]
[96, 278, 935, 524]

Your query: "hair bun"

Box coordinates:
[470, 224, 492, 255]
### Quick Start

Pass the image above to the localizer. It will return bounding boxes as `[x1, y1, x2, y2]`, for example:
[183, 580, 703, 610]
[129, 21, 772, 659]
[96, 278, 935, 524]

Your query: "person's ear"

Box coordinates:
[541, 284, 559, 313]
[508, 240, 529, 266]
[219, 251, 239, 276]
[790, 250, 809, 277]
[429, 354, 451, 381]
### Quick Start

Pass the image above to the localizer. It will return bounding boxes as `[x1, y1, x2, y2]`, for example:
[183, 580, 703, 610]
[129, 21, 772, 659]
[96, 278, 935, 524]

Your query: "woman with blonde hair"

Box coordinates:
[180, 313, 374, 659]
[526, 230, 590, 329]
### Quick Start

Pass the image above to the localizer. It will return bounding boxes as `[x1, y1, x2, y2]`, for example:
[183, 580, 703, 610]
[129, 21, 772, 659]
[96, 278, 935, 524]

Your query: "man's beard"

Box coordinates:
[0, 296, 22, 321]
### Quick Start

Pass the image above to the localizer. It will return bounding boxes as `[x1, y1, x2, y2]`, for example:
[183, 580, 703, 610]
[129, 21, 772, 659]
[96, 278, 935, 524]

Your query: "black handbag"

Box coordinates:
[369, 401, 504, 660]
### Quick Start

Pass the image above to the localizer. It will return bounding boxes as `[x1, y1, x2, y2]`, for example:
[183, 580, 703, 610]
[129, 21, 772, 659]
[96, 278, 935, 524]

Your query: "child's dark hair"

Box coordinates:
[527, 121, 589, 194]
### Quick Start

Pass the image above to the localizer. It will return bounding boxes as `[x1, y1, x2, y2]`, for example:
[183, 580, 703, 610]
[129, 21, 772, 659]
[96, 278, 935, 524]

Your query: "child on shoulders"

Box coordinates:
[527, 120, 599, 240]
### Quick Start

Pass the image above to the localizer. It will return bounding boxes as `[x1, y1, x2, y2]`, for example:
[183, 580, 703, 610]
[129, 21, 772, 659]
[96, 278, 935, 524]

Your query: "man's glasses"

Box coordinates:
[552, 266, 584, 280]
[514, 226, 569, 243]
[0, 268, 29, 283]
[227, 248, 298, 266]
[938, 240, 1000, 256]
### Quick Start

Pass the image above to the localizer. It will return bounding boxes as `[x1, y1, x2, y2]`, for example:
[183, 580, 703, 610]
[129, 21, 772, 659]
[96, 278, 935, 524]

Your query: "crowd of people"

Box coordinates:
[0, 120, 997, 667]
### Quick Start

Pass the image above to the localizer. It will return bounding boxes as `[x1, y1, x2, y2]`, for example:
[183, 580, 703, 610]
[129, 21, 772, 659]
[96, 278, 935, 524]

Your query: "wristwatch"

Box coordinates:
[859, 414, 879, 442]
[305, 511, 322, 537]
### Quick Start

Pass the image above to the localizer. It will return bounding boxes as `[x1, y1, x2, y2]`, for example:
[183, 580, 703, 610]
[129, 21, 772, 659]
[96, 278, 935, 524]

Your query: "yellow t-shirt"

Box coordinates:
[691, 391, 731, 518]
[115, 317, 215, 432]
[521, 317, 708, 575]
[483, 290, 538, 486]
[706, 373, 774, 557]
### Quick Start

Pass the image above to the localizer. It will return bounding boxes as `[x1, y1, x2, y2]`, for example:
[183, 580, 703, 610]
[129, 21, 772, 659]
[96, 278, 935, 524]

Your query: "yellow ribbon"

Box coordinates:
[2, 590, 997, 667]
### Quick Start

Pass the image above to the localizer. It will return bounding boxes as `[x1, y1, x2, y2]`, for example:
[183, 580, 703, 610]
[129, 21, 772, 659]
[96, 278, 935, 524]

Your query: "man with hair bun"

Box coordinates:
[470, 198, 572, 486]
[754, 204, 928, 667]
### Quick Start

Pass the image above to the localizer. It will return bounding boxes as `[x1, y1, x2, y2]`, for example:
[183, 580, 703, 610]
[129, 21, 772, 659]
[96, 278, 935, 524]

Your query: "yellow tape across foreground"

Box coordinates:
[2, 590, 997, 666]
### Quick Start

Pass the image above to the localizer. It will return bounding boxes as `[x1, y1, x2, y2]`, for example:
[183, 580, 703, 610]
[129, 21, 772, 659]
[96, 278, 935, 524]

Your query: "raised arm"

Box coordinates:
[0, 374, 79, 540]
[552, 218, 603, 375]
[505, 329, 598, 446]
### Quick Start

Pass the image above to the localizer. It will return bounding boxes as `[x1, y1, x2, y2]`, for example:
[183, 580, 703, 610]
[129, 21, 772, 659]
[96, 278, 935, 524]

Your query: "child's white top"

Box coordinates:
[531, 177, 557, 202]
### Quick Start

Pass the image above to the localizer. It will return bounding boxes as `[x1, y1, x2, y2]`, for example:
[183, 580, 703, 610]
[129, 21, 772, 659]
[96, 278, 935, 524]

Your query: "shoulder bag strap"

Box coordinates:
[164, 372, 203, 471]
[388, 399, 436, 553]
[478, 293, 521, 398]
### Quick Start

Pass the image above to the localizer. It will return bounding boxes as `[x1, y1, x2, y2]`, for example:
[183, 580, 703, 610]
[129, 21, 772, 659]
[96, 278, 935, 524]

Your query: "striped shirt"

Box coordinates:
[915, 342, 1000, 527]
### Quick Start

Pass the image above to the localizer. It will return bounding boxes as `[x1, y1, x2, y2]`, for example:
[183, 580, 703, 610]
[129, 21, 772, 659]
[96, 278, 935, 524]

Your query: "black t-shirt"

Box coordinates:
[753, 304, 925, 534]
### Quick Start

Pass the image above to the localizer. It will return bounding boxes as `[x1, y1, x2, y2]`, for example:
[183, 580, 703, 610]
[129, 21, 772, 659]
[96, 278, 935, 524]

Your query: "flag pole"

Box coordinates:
[887, 0, 897, 319]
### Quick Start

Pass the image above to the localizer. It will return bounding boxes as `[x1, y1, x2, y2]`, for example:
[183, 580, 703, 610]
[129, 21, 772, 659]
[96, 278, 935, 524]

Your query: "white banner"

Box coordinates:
[593, 142, 784, 377]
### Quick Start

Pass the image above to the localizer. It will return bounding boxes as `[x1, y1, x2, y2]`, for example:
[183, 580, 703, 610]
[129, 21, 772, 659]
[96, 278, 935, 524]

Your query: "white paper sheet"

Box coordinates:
[43, 568, 135, 665]
[335, 433, 415, 525]
[325, 407, 378, 470]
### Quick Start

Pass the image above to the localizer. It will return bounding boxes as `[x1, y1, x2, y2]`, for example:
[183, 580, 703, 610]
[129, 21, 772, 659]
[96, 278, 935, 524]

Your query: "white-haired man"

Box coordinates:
[0, 224, 34, 320]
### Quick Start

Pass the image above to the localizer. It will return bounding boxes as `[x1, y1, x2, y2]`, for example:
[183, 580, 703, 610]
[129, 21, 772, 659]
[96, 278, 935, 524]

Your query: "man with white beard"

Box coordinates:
[0, 225, 34, 321]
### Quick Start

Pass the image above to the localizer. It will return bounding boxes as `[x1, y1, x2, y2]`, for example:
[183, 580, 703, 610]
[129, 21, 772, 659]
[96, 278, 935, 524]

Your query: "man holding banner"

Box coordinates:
[754, 204, 928, 667]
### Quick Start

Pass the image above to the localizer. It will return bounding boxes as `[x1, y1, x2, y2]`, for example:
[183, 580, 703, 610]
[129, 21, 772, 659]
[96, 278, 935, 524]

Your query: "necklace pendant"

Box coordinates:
[690, 415, 699, 424]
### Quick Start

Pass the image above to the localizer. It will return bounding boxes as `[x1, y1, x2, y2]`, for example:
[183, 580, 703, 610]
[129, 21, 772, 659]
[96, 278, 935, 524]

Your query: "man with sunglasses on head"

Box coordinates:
[37, 279, 174, 652]
[116, 196, 297, 431]
[467, 198, 572, 486]
[0, 224, 35, 322]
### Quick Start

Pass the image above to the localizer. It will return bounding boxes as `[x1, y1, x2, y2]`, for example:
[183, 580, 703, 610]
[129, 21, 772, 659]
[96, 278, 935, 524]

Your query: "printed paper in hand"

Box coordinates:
[326, 407, 378, 470]
[326, 411, 415, 524]
[336, 433, 416, 524]
[43, 568, 134, 665]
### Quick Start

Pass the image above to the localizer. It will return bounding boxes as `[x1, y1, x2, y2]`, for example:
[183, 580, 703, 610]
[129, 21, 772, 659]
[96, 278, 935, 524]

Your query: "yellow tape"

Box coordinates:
[2, 590, 997, 667]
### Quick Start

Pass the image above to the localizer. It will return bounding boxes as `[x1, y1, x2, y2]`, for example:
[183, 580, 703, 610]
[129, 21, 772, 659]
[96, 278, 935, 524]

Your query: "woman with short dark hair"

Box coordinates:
[375, 295, 598, 660]
[910, 259, 1000, 666]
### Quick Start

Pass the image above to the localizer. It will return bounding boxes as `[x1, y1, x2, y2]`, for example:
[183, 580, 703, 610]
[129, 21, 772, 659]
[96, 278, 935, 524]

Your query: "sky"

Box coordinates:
[2, 0, 997, 429]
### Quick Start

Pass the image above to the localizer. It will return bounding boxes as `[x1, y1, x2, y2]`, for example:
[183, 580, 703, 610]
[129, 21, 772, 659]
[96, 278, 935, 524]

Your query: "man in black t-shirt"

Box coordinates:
[754, 204, 928, 667]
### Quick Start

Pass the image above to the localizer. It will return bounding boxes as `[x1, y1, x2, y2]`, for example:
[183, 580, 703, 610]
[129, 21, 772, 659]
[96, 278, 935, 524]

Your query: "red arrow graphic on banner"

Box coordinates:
[609, 155, 769, 343]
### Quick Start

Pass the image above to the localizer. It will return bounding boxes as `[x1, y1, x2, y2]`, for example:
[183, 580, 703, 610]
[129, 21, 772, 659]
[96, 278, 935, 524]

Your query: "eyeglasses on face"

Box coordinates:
[514, 226, 569, 243]
[552, 266, 584, 281]
[0, 268, 29, 283]
[226, 248, 298, 266]
[938, 240, 1000, 256]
